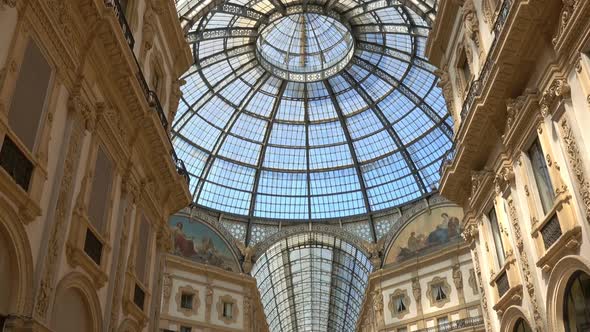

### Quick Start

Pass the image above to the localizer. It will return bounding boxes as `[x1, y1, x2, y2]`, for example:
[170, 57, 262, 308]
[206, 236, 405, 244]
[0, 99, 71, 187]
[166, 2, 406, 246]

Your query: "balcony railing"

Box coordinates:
[105, 0, 190, 186]
[540, 215, 562, 249]
[460, 0, 513, 121]
[414, 316, 485, 332]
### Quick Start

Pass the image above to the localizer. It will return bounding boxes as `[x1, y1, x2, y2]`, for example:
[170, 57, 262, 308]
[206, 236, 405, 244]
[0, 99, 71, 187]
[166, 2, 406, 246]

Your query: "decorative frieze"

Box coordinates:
[506, 198, 543, 328]
[552, 0, 580, 46]
[35, 95, 87, 318]
[559, 119, 590, 223]
[539, 79, 570, 117]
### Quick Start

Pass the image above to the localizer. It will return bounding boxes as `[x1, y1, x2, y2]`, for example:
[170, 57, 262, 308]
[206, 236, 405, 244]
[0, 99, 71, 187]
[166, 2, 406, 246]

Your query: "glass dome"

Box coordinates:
[256, 12, 354, 81]
[173, 0, 450, 221]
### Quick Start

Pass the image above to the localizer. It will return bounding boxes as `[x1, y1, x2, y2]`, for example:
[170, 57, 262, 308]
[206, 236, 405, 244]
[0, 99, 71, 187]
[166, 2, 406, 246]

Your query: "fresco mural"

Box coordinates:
[169, 215, 240, 272]
[385, 206, 464, 265]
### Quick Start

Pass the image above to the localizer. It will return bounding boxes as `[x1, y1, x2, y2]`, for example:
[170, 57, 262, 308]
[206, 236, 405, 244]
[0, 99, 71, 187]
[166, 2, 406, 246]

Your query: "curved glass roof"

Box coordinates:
[251, 232, 372, 332]
[173, 0, 451, 220]
[256, 12, 354, 79]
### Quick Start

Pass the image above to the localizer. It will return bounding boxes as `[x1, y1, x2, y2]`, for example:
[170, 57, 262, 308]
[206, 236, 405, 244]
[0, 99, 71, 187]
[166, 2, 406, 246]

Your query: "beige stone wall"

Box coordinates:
[357, 204, 485, 332]
[430, 0, 590, 331]
[0, 0, 191, 331]
[159, 254, 269, 332]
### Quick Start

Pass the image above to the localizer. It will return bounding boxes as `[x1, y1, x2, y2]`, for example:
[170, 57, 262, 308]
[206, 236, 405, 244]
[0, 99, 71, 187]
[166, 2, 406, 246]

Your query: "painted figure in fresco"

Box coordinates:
[171, 220, 234, 271]
[173, 222, 197, 257]
[396, 213, 462, 262]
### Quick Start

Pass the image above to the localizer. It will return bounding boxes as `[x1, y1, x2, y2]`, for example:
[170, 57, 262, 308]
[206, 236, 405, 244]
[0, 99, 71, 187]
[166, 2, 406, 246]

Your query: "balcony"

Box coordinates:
[104, 0, 190, 186]
[414, 316, 485, 332]
[439, 0, 558, 203]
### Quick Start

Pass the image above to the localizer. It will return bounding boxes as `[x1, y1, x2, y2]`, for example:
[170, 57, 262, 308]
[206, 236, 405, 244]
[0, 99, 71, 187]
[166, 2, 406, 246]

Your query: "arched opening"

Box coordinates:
[50, 287, 93, 332]
[563, 271, 590, 332]
[0, 228, 15, 318]
[513, 318, 533, 332]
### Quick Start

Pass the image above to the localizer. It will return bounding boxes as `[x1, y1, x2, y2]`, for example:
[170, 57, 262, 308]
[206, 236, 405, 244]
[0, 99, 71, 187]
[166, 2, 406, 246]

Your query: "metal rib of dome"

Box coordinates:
[173, 0, 451, 221]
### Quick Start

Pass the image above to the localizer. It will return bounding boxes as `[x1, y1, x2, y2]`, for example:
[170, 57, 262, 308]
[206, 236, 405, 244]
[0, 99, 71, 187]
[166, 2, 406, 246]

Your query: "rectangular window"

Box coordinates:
[394, 296, 406, 312]
[133, 283, 145, 310]
[489, 207, 505, 267]
[135, 216, 151, 284]
[397, 328, 407, 332]
[181, 293, 193, 309]
[8, 41, 52, 151]
[87, 147, 113, 233]
[83, 228, 103, 266]
[180, 327, 192, 332]
[528, 139, 555, 214]
[432, 284, 447, 302]
[223, 302, 233, 319]
[0, 136, 34, 190]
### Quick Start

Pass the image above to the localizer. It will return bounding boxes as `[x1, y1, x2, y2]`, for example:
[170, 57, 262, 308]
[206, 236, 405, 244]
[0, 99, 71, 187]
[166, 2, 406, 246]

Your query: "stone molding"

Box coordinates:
[216, 294, 239, 325]
[426, 276, 452, 308]
[388, 288, 411, 320]
[175, 285, 200, 317]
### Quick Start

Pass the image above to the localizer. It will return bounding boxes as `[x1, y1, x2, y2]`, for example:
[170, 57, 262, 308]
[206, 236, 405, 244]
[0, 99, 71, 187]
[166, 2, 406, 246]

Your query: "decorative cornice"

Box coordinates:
[539, 78, 570, 118]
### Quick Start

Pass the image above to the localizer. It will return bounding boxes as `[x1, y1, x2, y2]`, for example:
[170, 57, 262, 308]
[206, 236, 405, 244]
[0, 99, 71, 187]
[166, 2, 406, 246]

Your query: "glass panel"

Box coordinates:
[528, 140, 555, 214]
[88, 148, 113, 233]
[0, 136, 34, 190]
[9, 41, 52, 151]
[564, 272, 590, 332]
[489, 207, 505, 267]
[172, 0, 454, 220]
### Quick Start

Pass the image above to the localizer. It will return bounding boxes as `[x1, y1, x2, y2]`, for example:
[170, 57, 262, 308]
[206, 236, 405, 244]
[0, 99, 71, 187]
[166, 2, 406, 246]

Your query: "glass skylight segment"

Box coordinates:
[252, 233, 372, 332]
[173, 0, 451, 220]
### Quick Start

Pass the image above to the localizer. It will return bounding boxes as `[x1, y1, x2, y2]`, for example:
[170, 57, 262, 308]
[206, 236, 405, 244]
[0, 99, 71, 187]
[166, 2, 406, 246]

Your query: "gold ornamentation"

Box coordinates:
[412, 277, 421, 303]
[109, 186, 135, 332]
[552, 0, 579, 46]
[0, 0, 17, 9]
[505, 96, 526, 133]
[462, 0, 480, 48]
[539, 79, 570, 117]
[36, 104, 86, 318]
[435, 66, 455, 116]
[507, 197, 544, 331]
[452, 264, 463, 290]
[372, 288, 384, 326]
[560, 119, 590, 223]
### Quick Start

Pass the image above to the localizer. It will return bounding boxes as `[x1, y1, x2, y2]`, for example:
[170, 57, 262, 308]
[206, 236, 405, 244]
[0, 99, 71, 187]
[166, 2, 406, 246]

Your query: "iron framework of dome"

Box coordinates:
[172, 0, 450, 221]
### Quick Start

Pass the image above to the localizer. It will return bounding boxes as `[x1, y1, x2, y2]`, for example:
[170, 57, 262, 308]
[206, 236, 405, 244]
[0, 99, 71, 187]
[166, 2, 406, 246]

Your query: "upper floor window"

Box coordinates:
[180, 326, 192, 332]
[180, 293, 193, 309]
[528, 139, 555, 214]
[88, 147, 114, 233]
[432, 283, 447, 302]
[8, 40, 52, 151]
[488, 207, 506, 267]
[223, 302, 233, 319]
[393, 295, 406, 313]
[135, 216, 151, 285]
[1, 40, 52, 191]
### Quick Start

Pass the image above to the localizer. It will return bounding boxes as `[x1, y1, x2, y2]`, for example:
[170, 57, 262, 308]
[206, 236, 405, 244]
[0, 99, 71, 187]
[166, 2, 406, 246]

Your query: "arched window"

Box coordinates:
[513, 318, 532, 332]
[564, 271, 590, 332]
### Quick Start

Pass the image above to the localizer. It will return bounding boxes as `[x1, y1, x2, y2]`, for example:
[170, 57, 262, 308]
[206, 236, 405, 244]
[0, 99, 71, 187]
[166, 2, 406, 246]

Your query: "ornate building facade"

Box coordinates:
[431, 0, 590, 331]
[0, 0, 191, 331]
[357, 203, 485, 332]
